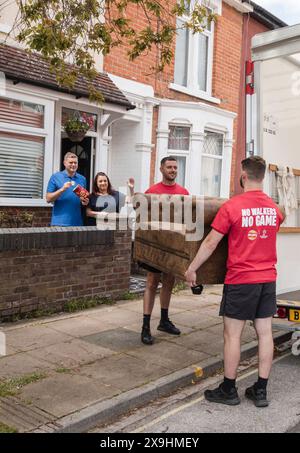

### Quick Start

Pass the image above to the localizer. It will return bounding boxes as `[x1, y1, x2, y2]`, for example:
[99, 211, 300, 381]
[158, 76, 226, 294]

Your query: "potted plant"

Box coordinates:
[64, 112, 94, 142]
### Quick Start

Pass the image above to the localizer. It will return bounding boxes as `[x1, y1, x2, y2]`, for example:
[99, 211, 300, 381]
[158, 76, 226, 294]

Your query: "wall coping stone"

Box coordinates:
[0, 227, 115, 251]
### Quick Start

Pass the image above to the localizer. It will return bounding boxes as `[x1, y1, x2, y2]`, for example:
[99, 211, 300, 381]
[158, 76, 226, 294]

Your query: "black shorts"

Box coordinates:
[219, 282, 277, 321]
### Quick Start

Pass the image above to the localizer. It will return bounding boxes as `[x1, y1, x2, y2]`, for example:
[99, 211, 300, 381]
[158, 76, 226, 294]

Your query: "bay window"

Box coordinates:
[0, 91, 54, 206]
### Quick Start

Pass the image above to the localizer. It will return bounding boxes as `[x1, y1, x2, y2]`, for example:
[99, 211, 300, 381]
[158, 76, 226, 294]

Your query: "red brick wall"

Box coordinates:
[0, 229, 132, 320]
[213, 4, 243, 195]
[104, 3, 244, 192]
[234, 16, 270, 195]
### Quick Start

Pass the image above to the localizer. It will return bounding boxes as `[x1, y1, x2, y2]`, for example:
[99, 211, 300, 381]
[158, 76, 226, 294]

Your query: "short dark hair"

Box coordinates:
[160, 156, 177, 166]
[241, 155, 266, 181]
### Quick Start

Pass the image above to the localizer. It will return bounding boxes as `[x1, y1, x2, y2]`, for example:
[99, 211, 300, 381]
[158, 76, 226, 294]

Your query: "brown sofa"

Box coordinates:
[133, 194, 228, 285]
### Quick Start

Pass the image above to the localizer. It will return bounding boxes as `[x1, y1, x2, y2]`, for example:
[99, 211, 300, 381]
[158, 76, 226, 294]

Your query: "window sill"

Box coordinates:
[279, 227, 300, 234]
[0, 199, 50, 208]
[169, 84, 221, 105]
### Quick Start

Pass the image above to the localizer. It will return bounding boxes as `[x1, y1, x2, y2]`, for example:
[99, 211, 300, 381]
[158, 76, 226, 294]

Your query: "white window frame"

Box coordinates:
[170, 0, 220, 104]
[0, 89, 54, 206]
[201, 128, 225, 197]
[167, 123, 191, 188]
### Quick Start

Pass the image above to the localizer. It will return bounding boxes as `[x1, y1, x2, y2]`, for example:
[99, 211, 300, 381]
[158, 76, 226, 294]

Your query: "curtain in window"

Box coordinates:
[175, 156, 186, 187]
[200, 157, 222, 197]
[0, 132, 44, 198]
[0, 98, 44, 128]
[201, 132, 223, 197]
[198, 34, 208, 92]
[168, 126, 190, 150]
[174, 19, 189, 87]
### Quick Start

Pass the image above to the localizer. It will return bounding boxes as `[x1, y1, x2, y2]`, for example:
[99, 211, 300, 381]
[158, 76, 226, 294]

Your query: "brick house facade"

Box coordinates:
[104, 0, 252, 199]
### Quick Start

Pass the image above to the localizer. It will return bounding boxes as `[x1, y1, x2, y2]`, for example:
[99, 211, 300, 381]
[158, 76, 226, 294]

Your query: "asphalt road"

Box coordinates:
[94, 352, 300, 434]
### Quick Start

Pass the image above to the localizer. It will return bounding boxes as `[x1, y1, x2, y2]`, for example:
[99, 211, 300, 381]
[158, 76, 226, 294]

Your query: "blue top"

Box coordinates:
[47, 170, 87, 226]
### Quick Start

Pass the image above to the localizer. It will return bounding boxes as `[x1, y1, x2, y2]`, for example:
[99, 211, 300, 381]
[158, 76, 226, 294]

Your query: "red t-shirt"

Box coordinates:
[145, 182, 189, 195]
[211, 191, 284, 285]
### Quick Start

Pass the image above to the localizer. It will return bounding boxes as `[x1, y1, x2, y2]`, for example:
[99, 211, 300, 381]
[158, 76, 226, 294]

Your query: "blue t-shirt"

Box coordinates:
[47, 170, 87, 226]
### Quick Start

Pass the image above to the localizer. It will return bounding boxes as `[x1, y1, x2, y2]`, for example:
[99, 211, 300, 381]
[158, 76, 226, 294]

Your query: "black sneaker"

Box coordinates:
[157, 319, 181, 335]
[141, 326, 153, 345]
[245, 385, 268, 407]
[204, 384, 241, 406]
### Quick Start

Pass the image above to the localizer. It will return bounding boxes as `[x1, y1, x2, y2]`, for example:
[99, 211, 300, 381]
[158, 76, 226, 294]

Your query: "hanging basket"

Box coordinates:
[66, 130, 87, 143]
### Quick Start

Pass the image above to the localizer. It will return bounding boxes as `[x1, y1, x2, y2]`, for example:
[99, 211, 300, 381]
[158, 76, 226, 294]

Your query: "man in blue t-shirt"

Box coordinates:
[46, 152, 89, 226]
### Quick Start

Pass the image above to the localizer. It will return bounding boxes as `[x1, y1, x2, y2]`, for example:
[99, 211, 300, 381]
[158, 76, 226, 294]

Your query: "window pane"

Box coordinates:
[203, 131, 223, 156]
[174, 19, 189, 87]
[62, 107, 97, 132]
[175, 156, 186, 187]
[0, 132, 44, 198]
[201, 157, 222, 197]
[0, 97, 44, 128]
[168, 126, 190, 150]
[198, 34, 208, 92]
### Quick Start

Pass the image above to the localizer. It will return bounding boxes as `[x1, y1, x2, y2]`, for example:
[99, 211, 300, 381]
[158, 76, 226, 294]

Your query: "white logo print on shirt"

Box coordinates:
[260, 229, 268, 239]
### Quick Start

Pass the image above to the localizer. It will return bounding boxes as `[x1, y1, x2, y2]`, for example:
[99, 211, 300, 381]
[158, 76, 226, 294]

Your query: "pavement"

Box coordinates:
[0, 284, 292, 433]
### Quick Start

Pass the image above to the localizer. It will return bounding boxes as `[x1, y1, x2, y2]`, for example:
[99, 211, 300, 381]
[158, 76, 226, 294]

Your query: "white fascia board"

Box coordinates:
[223, 0, 253, 14]
[252, 23, 300, 49]
[157, 97, 237, 119]
[6, 80, 127, 114]
[108, 73, 155, 100]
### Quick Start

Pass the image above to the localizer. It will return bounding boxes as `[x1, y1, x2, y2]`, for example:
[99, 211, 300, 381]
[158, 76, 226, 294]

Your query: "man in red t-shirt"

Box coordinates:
[185, 156, 284, 408]
[141, 156, 189, 346]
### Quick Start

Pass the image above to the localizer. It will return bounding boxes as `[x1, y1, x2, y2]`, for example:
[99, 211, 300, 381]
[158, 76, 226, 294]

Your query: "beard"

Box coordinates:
[165, 173, 177, 181]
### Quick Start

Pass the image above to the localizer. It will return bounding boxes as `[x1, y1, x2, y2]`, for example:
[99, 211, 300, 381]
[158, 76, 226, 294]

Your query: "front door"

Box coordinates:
[61, 137, 92, 189]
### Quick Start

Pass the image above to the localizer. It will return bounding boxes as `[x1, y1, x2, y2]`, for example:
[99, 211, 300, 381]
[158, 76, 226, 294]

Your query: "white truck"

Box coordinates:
[248, 25, 300, 355]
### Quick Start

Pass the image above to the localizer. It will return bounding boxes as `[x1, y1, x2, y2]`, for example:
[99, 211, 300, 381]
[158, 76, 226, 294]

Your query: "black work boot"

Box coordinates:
[157, 319, 181, 335]
[245, 385, 268, 407]
[204, 384, 241, 406]
[141, 326, 153, 345]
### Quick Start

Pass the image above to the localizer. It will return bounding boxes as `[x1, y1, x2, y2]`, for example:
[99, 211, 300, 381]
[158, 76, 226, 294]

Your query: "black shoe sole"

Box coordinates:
[245, 393, 268, 407]
[157, 326, 181, 335]
[204, 392, 241, 406]
[141, 336, 153, 345]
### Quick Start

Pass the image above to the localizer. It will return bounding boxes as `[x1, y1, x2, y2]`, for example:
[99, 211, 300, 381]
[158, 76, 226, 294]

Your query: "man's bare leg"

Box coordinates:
[143, 272, 161, 315]
[223, 316, 246, 379]
[160, 273, 175, 309]
[254, 317, 274, 379]
[204, 316, 245, 405]
[245, 317, 273, 407]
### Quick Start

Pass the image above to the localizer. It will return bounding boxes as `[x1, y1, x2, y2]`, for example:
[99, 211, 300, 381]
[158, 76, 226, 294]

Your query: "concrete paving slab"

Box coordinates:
[0, 351, 55, 379]
[125, 340, 210, 372]
[27, 338, 115, 369]
[78, 353, 172, 392]
[44, 316, 117, 338]
[19, 373, 121, 419]
[5, 325, 73, 353]
[171, 311, 222, 329]
[85, 307, 144, 327]
[119, 300, 186, 316]
[81, 328, 142, 352]
[166, 329, 224, 355]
